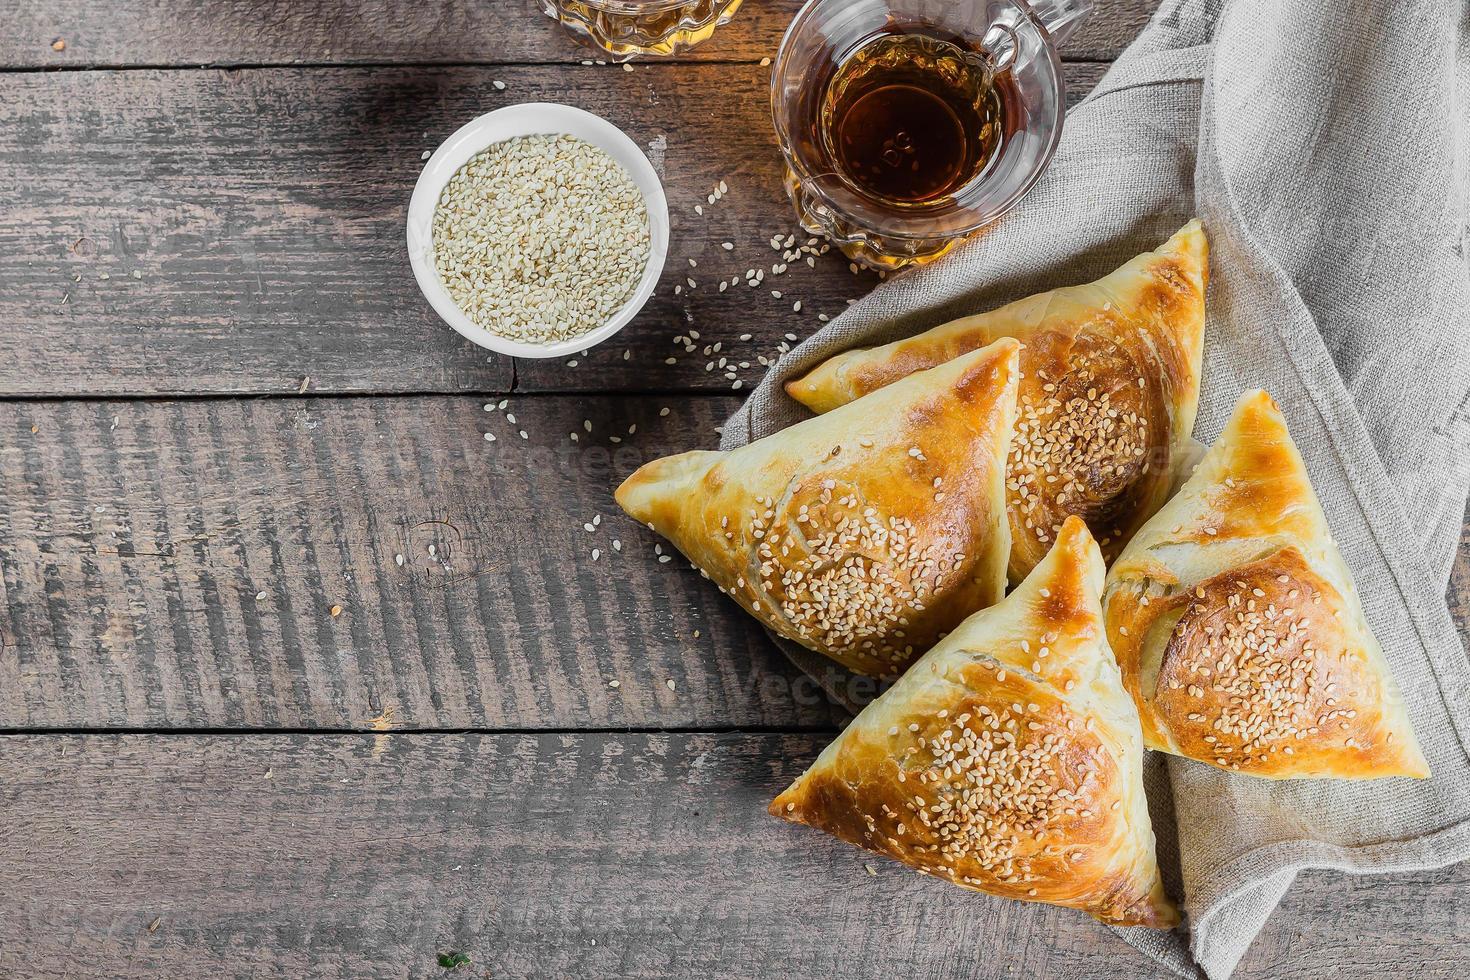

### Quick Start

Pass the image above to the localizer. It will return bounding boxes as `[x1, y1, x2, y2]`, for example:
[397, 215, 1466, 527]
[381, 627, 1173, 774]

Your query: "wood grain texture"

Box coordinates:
[1447, 522, 1470, 635]
[1238, 863, 1470, 980]
[0, 60, 1107, 397]
[0, 394, 850, 731]
[3, 732, 1461, 980]
[5, 0, 1162, 67]
[0, 731, 1155, 980]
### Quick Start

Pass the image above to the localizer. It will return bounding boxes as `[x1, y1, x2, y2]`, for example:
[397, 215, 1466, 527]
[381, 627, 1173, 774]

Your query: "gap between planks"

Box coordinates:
[0, 724, 841, 737]
[0, 51, 1127, 76]
[0, 388, 741, 405]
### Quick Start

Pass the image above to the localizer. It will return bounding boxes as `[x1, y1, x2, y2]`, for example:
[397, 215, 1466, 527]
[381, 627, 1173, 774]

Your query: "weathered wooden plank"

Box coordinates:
[5, 0, 1160, 68]
[0, 732, 1164, 979]
[0, 408, 1463, 736]
[0, 393, 850, 731]
[0, 61, 1108, 397]
[1238, 863, 1470, 979]
[2, 732, 1460, 980]
[1447, 522, 1470, 634]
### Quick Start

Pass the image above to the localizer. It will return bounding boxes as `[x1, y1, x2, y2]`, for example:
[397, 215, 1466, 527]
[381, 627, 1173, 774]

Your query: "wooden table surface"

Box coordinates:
[3, 2, 1468, 977]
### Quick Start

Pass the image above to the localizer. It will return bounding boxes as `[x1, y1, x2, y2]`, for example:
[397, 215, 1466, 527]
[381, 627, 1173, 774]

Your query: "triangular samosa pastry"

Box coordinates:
[1102, 390, 1429, 779]
[787, 220, 1208, 582]
[617, 340, 1020, 678]
[771, 517, 1178, 928]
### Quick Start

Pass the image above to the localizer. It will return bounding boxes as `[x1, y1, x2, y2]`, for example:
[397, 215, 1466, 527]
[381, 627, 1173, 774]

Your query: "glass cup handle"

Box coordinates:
[981, 23, 1020, 73]
[1022, 0, 1095, 47]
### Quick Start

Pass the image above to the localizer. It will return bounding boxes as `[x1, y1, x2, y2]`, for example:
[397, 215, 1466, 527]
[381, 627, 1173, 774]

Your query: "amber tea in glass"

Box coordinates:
[773, 0, 1095, 270]
[819, 28, 1015, 207]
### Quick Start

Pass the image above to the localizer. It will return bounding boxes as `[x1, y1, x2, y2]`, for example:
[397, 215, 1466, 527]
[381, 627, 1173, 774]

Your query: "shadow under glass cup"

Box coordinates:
[772, 0, 1094, 271]
[540, 0, 745, 60]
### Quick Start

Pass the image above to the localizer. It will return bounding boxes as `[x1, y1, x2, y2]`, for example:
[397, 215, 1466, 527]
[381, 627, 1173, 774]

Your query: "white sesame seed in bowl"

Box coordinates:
[407, 103, 669, 359]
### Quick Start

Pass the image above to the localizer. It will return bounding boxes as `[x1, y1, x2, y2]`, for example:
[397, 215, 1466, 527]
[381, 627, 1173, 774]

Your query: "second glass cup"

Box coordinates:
[541, 0, 745, 61]
[772, 0, 1093, 270]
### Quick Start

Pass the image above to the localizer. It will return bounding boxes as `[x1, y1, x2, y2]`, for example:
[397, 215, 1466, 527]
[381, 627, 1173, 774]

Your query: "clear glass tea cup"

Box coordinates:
[772, 0, 1094, 270]
[541, 0, 745, 61]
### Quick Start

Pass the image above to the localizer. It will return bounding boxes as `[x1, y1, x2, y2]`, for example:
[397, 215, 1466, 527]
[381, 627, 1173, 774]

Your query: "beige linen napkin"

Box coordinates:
[721, 0, 1470, 975]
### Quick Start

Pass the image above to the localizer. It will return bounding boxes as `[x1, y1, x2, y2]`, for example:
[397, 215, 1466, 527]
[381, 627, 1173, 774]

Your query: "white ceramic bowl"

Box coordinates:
[406, 103, 670, 359]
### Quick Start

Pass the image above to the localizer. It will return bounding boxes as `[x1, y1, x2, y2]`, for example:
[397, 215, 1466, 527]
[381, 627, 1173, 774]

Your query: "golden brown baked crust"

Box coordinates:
[785, 220, 1208, 583]
[771, 517, 1178, 928]
[1102, 390, 1429, 779]
[616, 341, 1020, 678]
